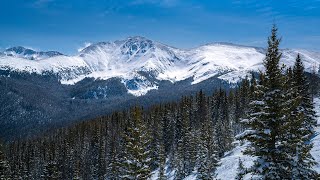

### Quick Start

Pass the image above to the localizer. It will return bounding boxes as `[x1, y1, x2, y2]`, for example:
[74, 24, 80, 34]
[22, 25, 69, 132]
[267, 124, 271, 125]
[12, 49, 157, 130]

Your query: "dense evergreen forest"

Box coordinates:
[1, 86, 244, 179]
[0, 26, 319, 179]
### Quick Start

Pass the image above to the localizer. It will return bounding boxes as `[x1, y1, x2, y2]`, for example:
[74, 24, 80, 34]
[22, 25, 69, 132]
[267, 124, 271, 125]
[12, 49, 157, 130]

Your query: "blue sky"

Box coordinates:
[0, 0, 320, 54]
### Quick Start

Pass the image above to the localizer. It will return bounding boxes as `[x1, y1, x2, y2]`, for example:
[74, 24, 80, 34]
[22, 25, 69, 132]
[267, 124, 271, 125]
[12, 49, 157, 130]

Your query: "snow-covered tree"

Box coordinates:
[238, 25, 290, 179]
[287, 54, 318, 179]
[239, 25, 319, 179]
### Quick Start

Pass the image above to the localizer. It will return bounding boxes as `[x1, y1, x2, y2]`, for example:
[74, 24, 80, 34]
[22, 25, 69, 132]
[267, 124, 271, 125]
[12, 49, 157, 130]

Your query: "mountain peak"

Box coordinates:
[121, 36, 155, 56]
[5, 46, 36, 55]
[3, 46, 63, 60]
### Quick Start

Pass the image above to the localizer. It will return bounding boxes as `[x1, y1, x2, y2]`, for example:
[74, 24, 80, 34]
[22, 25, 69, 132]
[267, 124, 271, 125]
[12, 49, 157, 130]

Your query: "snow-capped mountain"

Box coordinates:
[3, 46, 63, 60]
[0, 37, 319, 96]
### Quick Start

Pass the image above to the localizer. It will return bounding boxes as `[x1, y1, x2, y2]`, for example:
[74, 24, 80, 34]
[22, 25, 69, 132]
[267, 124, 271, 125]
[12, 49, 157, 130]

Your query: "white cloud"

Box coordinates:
[77, 42, 92, 52]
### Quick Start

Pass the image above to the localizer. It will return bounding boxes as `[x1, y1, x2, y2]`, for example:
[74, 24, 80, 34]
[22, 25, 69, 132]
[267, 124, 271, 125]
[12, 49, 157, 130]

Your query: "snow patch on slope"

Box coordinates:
[215, 141, 256, 180]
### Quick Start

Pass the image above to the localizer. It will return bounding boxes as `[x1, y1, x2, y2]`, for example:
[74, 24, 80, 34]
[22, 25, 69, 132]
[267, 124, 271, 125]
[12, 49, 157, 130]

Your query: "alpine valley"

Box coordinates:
[0, 36, 320, 140]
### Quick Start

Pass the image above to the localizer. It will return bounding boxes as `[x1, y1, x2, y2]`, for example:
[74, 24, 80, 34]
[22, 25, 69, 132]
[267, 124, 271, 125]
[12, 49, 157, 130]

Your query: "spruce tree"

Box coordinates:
[215, 89, 233, 156]
[288, 54, 318, 179]
[155, 107, 167, 180]
[197, 99, 219, 180]
[158, 140, 167, 180]
[72, 160, 81, 180]
[121, 106, 152, 179]
[0, 141, 10, 179]
[175, 96, 194, 179]
[239, 25, 289, 179]
[42, 161, 60, 180]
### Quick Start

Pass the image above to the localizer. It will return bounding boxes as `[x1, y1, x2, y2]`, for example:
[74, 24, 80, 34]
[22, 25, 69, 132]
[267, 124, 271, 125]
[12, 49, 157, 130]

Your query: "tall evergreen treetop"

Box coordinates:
[289, 54, 318, 179]
[264, 25, 282, 89]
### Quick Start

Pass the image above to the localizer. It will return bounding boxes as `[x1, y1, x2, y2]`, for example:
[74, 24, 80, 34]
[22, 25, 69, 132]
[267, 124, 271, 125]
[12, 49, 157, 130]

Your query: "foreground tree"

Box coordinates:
[239, 25, 318, 179]
[239, 25, 290, 179]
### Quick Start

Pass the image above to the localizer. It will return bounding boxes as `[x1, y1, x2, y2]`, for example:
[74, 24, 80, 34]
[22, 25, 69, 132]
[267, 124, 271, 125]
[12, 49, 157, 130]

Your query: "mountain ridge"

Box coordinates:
[3, 46, 64, 60]
[1, 36, 319, 96]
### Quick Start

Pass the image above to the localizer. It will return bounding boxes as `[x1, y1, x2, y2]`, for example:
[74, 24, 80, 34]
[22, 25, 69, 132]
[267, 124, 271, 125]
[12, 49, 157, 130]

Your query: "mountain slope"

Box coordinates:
[0, 37, 319, 96]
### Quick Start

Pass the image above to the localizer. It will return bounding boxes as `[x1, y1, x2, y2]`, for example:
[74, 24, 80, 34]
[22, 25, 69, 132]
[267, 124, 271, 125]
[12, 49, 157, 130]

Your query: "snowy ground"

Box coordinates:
[311, 97, 320, 173]
[215, 141, 255, 180]
[151, 97, 320, 180]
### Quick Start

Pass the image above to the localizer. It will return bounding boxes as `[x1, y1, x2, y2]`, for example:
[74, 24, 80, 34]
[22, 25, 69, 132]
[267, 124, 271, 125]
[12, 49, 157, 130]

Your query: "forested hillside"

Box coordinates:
[1, 86, 245, 179]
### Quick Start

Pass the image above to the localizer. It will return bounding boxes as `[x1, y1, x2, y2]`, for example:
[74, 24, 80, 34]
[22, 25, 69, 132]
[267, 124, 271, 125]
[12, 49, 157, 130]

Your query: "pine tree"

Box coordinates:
[215, 89, 233, 156]
[174, 97, 193, 179]
[152, 106, 167, 180]
[0, 141, 10, 179]
[238, 25, 290, 179]
[310, 64, 319, 97]
[158, 139, 166, 180]
[42, 161, 60, 180]
[121, 106, 152, 179]
[288, 54, 318, 179]
[197, 97, 219, 180]
[107, 148, 122, 179]
[72, 160, 81, 180]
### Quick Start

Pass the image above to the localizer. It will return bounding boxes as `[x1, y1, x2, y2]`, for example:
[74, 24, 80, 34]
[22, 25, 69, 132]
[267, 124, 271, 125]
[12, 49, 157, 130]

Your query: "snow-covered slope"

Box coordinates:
[0, 37, 319, 96]
[311, 97, 320, 173]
